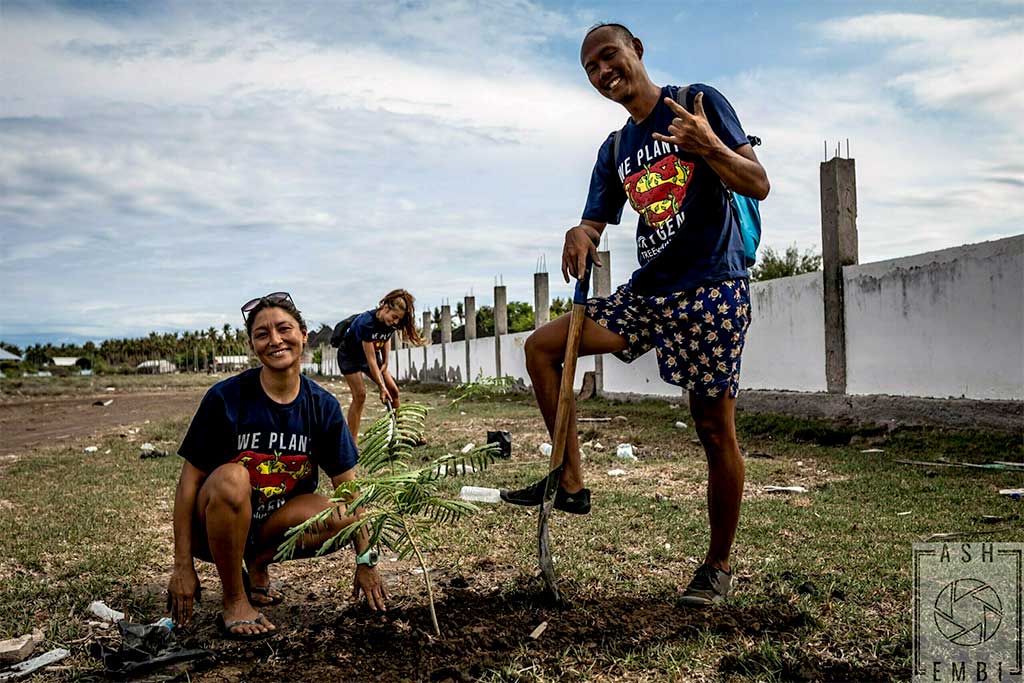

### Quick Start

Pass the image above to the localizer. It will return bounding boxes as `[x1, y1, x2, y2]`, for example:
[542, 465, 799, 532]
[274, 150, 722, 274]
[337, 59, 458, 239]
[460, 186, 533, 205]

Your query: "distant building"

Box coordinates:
[52, 357, 80, 367]
[0, 348, 21, 362]
[137, 359, 176, 374]
[214, 355, 251, 370]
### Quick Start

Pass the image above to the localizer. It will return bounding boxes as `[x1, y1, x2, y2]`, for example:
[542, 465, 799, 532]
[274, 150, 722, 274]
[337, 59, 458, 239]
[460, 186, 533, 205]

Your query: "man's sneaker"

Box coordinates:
[500, 475, 591, 515]
[679, 564, 732, 607]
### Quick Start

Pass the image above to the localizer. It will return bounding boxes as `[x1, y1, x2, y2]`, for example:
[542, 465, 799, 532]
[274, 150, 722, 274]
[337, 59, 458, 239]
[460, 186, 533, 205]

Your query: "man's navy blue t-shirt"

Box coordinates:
[342, 310, 394, 359]
[178, 368, 357, 520]
[583, 84, 750, 295]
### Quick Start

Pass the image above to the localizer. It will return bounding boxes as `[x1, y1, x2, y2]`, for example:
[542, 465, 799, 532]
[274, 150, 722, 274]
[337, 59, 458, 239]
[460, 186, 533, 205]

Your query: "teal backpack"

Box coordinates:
[612, 85, 762, 267]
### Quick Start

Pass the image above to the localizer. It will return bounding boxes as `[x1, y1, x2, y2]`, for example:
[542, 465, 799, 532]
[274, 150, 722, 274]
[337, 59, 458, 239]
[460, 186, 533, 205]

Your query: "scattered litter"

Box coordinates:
[104, 387, 115, 392]
[528, 621, 548, 640]
[763, 486, 809, 494]
[613, 415, 628, 422]
[615, 443, 637, 462]
[981, 514, 1019, 524]
[459, 411, 466, 415]
[924, 531, 999, 542]
[0, 629, 43, 665]
[860, 448, 884, 453]
[460, 486, 501, 503]
[747, 452, 773, 459]
[593, 442, 605, 451]
[104, 449, 110, 454]
[896, 511, 912, 516]
[0, 648, 70, 681]
[897, 459, 1023, 471]
[88, 600, 125, 623]
[83, 446, 98, 453]
[92, 399, 113, 407]
[86, 621, 112, 630]
[578, 417, 611, 422]
[140, 443, 156, 452]
[606, 469, 627, 477]
[674, 421, 687, 429]
[796, 461, 804, 466]
[91, 619, 211, 678]
[539, 443, 552, 457]
[139, 443, 169, 459]
[437, 464, 476, 476]
[1000, 489, 1023, 500]
[487, 431, 512, 458]
[663, 543, 671, 550]
[460, 443, 475, 454]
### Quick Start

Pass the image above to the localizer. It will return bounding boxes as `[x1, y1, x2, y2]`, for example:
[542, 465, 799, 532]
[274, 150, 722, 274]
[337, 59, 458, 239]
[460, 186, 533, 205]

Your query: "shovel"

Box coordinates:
[537, 260, 592, 602]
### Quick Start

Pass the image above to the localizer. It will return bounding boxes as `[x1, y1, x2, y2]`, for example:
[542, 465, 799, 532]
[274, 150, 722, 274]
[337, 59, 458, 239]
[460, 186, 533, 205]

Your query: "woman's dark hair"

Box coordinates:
[245, 297, 308, 339]
[378, 289, 425, 346]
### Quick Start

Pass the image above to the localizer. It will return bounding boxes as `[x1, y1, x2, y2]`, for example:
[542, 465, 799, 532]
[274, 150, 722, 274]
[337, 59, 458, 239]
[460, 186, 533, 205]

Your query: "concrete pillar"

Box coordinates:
[820, 157, 859, 394]
[464, 295, 476, 381]
[422, 310, 431, 379]
[440, 304, 451, 382]
[533, 272, 549, 330]
[593, 250, 612, 396]
[441, 305, 452, 343]
[494, 285, 507, 377]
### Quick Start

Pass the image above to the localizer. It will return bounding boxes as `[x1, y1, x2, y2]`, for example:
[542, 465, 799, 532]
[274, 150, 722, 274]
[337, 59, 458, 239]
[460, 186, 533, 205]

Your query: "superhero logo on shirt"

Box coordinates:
[232, 450, 314, 505]
[623, 155, 694, 228]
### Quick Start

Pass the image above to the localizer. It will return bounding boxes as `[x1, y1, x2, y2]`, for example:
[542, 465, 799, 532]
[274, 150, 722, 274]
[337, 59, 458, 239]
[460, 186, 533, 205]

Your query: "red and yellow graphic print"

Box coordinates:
[232, 450, 314, 505]
[623, 154, 694, 228]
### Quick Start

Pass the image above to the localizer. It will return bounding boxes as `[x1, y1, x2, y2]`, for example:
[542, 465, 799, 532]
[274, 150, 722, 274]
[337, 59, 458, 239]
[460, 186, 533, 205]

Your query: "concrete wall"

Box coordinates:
[744, 271, 827, 392]
[381, 235, 1021, 402]
[844, 235, 1023, 400]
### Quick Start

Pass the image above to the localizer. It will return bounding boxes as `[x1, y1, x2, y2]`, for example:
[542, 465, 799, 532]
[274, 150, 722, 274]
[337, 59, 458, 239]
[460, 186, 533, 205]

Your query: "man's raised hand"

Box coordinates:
[652, 91, 718, 156]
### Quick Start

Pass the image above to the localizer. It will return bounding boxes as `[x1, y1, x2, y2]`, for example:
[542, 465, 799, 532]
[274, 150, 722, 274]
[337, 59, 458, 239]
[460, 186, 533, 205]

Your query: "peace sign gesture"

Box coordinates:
[651, 91, 719, 157]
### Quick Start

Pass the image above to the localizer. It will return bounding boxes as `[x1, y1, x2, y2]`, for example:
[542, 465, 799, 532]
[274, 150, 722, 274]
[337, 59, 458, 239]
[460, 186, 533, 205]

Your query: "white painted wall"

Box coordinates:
[845, 235, 1024, 400]
[744, 271, 827, 392]
[601, 350, 680, 398]
[467, 337, 497, 380]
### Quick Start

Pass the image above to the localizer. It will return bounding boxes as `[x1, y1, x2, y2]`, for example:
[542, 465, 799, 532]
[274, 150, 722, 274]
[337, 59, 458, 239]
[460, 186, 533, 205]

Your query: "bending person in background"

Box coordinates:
[337, 289, 424, 440]
[167, 292, 386, 641]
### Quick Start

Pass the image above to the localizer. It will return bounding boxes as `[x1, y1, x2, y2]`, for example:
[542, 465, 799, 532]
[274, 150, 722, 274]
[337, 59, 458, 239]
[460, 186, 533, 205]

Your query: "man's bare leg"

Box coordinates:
[195, 464, 275, 636]
[689, 392, 744, 573]
[524, 314, 627, 492]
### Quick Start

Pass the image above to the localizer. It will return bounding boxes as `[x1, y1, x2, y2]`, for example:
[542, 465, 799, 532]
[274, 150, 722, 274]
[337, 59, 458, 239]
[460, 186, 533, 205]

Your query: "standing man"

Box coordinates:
[501, 23, 769, 607]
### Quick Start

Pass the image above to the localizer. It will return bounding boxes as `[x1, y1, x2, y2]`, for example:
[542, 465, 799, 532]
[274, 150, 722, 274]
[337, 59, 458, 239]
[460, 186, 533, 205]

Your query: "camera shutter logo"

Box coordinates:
[934, 578, 1002, 646]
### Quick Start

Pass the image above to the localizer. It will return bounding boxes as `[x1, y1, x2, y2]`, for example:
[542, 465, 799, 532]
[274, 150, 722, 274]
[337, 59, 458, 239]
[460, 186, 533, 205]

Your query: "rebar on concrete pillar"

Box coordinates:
[820, 157, 859, 394]
[494, 285, 507, 377]
[593, 250, 611, 396]
[533, 272, 550, 330]
[464, 295, 476, 380]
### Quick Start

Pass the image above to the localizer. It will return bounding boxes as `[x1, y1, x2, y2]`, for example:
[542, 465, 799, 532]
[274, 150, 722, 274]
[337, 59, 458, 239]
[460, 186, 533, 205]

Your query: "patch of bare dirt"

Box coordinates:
[0, 389, 206, 456]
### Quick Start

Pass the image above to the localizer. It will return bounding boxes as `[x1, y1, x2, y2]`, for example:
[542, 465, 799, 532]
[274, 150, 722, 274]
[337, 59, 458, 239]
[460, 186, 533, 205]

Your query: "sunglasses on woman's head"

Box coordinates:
[241, 291, 293, 322]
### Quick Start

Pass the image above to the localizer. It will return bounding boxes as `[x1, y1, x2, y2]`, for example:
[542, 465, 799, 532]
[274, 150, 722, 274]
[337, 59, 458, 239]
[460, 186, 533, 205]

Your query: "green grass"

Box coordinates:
[1, 381, 1021, 681]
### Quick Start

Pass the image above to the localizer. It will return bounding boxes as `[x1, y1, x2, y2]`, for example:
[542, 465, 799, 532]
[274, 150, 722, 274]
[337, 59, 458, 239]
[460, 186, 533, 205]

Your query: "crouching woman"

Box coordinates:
[166, 292, 385, 640]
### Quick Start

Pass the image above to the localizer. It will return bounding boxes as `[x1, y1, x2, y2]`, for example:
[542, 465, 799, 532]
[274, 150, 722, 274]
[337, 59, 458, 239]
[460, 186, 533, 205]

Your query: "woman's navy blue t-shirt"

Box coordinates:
[178, 368, 357, 520]
[582, 84, 750, 295]
[341, 310, 394, 361]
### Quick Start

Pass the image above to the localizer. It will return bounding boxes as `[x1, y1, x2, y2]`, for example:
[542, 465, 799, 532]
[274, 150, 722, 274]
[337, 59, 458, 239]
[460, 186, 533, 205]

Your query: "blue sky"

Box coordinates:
[2, 0, 1022, 347]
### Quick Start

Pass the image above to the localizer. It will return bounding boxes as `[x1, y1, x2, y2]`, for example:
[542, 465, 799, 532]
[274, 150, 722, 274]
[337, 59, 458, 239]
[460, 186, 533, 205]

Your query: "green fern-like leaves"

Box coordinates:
[276, 401, 499, 564]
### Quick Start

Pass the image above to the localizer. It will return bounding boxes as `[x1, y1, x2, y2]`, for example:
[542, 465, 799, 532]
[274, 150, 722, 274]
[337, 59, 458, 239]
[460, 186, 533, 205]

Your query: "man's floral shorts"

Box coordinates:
[586, 279, 751, 398]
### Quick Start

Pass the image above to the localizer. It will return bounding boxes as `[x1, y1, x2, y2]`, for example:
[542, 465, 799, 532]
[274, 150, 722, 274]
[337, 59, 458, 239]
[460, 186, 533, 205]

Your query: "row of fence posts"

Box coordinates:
[376, 249, 613, 390]
[325, 155, 859, 393]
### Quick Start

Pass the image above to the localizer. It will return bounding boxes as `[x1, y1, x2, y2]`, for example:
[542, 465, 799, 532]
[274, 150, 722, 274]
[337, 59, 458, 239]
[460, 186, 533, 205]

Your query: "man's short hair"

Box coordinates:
[583, 22, 635, 46]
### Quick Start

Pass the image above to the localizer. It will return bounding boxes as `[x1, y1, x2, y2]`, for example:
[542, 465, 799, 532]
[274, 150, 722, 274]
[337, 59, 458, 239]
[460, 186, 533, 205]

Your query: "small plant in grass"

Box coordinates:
[275, 402, 498, 635]
[447, 372, 520, 409]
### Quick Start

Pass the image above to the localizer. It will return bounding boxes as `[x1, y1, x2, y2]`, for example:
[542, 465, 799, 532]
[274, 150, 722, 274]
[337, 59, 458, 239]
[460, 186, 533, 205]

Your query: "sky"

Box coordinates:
[2, 0, 1022, 347]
